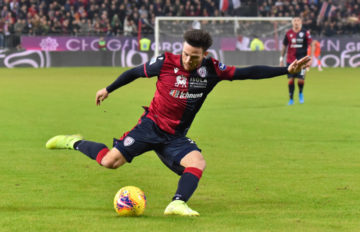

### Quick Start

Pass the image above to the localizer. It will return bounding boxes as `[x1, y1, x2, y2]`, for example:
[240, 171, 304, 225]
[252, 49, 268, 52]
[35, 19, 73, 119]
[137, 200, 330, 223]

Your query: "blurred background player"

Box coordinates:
[98, 37, 107, 51]
[280, 17, 314, 105]
[307, 40, 323, 71]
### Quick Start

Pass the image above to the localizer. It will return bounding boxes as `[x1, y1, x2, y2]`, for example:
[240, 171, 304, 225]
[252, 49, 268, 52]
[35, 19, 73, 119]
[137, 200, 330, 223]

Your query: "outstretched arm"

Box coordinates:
[233, 56, 311, 80]
[95, 54, 165, 106]
[95, 65, 144, 106]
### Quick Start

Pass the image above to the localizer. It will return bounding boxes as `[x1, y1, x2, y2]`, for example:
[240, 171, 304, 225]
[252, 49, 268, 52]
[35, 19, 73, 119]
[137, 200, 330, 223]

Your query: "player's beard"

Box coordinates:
[184, 63, 196, 71]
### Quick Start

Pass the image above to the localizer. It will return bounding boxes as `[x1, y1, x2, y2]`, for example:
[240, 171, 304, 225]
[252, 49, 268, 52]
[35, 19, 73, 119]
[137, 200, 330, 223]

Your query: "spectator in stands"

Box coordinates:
[3, 20, 12, 48]
[123, 16, 136, 36]
[13, 18, 25, 49]
[0, 18, 4, 48]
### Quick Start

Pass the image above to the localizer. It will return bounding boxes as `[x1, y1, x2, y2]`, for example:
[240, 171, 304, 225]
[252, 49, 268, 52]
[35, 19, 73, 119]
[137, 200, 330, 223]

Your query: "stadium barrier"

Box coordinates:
[0, 36, 359, 68]
[1, 49, 359, 68]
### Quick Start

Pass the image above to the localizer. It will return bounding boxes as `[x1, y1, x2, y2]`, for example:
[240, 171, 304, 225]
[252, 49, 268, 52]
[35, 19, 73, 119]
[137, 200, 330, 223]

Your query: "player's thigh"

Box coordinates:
[114, 116, 165, 163]
[156, 137, 204, 172]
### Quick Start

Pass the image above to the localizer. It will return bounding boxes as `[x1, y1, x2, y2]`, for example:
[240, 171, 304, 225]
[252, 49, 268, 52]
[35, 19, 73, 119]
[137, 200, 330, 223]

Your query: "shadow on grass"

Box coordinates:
[0, 206, 200, 221]
[0, 205, 109, 213]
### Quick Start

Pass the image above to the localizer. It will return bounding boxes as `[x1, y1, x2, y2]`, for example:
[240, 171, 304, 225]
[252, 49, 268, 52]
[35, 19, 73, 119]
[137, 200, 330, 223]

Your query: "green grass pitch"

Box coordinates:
[0, 67, 359, 232]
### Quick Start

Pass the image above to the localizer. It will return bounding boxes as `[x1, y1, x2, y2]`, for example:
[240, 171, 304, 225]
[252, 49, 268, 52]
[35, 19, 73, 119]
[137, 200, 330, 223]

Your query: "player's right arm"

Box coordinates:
[95, 55, 165, 106]
[280, 45, 286, 66]
[279, 34, 288, 66]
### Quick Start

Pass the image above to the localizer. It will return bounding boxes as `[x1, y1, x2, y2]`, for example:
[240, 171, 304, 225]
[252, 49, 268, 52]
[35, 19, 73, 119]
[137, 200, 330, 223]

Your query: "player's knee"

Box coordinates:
[198, 158, 206, 171]
[100, 151, 126, 169]
[192, 156, 206, 171]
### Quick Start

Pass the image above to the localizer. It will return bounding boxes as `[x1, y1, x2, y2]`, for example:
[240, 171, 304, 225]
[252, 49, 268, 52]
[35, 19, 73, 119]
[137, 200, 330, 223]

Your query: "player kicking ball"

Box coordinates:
[46, 29, 310, 216]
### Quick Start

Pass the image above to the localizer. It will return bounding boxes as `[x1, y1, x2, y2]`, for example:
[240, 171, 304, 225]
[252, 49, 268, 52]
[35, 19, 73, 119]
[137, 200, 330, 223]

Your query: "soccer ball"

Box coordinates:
[113, 186, 146, 216]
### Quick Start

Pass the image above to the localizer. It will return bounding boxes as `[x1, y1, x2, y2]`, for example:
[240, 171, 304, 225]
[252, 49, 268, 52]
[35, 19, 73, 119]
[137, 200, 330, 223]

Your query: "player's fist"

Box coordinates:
[96, 88, 109, 106]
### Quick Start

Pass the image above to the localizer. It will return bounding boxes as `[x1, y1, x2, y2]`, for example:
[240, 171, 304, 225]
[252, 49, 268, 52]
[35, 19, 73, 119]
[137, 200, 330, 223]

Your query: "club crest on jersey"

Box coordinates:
[123, 136, 135, 147]
[149, 57, 157, 65]
[174, 67, 179, 73]
[149, 55, 163, 65]
[175, 75, 187, 88]
[218, 62, 226, 71]
[197, 66, 207, 78]
[299, 32, 304, 37]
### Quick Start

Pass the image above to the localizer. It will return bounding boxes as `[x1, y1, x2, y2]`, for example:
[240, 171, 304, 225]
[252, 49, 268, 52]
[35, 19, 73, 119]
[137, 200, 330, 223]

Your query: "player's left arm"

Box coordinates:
[231, 56, 311, 80]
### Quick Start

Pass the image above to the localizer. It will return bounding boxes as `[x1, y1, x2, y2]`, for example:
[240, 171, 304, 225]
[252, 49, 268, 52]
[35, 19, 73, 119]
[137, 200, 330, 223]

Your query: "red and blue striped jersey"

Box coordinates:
[283, 28, 312, 63]
[142, 52, 235, 135]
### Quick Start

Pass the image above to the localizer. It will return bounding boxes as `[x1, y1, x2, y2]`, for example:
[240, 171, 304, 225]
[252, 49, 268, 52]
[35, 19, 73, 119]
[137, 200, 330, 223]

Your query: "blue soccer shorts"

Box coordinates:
[113, 113, 201, 175]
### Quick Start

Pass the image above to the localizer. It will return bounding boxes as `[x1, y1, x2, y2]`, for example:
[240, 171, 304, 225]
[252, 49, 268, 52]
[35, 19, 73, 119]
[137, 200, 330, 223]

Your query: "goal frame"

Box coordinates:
[154, 16, 293, 57]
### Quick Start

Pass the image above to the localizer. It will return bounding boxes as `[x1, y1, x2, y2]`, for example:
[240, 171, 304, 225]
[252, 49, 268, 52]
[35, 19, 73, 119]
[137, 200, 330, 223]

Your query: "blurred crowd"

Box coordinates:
[258, 0, 360, 36]
[0, 0, 359, 49]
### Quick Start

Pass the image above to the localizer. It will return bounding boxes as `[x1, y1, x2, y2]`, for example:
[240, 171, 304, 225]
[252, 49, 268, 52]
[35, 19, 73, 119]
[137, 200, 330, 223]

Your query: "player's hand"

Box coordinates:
[280, 60, 284, 67]
[95, 88, 109, 106]
[288, 56, 311, 74]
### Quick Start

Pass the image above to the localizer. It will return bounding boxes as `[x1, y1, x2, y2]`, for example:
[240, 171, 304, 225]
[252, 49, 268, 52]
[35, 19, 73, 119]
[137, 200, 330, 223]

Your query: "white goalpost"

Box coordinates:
[154, 16, 293, 62]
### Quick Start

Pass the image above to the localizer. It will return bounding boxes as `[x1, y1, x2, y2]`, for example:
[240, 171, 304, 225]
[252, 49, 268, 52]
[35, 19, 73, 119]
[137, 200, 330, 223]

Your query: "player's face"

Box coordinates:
[292, 18, 302, 31]
[182, 42, 208, 71]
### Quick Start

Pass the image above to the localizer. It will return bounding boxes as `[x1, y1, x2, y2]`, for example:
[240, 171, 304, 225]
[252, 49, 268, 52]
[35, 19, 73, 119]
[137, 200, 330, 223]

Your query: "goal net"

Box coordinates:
[154, 17, 292, 66]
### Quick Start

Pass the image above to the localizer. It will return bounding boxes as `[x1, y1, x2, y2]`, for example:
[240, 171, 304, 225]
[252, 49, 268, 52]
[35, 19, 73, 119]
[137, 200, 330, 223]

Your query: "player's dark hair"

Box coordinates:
[183, 29, 213, 51]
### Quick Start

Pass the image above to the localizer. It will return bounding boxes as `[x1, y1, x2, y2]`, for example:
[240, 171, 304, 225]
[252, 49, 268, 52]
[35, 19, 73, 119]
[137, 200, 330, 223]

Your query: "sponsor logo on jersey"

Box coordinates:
[175, 75, 187, 88]
[290, 44, 304, 48]
[169, 90, 203, 99]
[218, 62, 226, 71]
[189, 77, 207, 88]
[123, 136, 135, 147]
[197, 66, 207, 78]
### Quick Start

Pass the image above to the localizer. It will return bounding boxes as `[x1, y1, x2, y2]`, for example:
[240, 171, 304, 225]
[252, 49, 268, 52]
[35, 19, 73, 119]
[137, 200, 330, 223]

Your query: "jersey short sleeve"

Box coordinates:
[210, 57, 236, 81]
[143, 54, 165, 78]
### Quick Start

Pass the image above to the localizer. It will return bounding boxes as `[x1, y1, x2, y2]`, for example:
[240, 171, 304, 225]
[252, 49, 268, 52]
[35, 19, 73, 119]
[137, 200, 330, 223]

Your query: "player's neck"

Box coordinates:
[293, 27, 301, 33]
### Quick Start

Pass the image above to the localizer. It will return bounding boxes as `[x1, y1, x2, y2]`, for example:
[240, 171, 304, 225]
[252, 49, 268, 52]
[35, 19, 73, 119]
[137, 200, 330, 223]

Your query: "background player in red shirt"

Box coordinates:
[46, 29, 310, 216]
[280, 17, 314, 105]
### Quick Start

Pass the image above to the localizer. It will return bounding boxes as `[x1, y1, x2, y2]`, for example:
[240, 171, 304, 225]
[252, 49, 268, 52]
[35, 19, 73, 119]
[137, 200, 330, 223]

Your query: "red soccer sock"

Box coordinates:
[75, 140, 109, 165]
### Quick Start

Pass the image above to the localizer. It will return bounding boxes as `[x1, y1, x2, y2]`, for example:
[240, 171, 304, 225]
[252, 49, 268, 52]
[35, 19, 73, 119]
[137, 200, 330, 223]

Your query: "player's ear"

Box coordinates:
[203, 51, 209, 57]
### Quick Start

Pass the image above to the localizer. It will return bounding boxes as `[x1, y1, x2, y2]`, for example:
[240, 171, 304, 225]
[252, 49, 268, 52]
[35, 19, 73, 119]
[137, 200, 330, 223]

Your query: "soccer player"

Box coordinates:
[280, 17, 313, 105]
[46, 29, 310, 216]
[307, 40, 322, 71]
